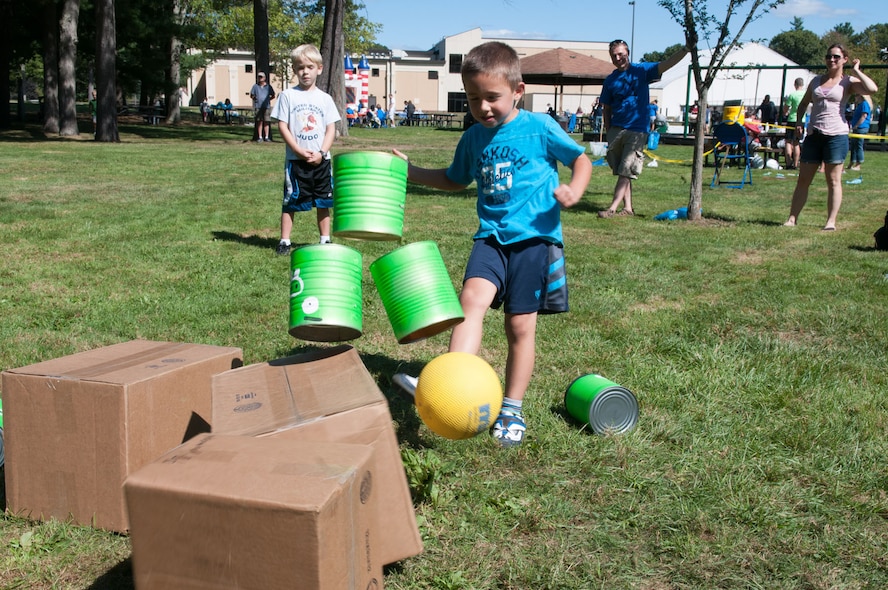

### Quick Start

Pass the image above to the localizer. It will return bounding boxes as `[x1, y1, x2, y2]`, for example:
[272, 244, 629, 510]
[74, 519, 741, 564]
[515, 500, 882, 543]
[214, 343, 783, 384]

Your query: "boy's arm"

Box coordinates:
[321, 122, 336, 154]
[278, 121, 313, 161]
[554, 153, 592, 208]
[392, 149, 468, 191]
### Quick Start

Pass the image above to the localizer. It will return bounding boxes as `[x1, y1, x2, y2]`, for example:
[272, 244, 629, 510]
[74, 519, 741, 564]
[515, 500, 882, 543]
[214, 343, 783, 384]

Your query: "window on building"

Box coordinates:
[447, 92, 468, 114]
[428, 71, 438, 80]
[371, 68, 380, 77]
[245, 64, 253, 73]
[449, 54, 462, 74]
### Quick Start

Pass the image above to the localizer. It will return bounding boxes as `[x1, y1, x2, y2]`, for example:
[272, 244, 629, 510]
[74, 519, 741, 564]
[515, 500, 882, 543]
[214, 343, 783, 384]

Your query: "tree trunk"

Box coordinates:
[42, 1, 61, 134]
[166, 0, 184, 124]
[252, 0, 270, 141]
[320, 0, 347, 137]
[58, 0, 80, 136]
[0, 0, 13, 129]
[95, 0, 118, 142]
[687, 91, 708, 221]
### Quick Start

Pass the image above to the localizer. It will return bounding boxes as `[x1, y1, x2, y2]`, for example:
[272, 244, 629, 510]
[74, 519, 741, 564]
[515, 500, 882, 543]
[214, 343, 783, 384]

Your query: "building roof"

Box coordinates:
[520, 48, 614, 86]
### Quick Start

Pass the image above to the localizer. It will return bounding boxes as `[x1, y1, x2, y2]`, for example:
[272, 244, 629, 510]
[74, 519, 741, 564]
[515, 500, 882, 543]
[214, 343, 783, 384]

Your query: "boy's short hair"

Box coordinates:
[461, 41, 523, 90]
[290, 44, 324, 68]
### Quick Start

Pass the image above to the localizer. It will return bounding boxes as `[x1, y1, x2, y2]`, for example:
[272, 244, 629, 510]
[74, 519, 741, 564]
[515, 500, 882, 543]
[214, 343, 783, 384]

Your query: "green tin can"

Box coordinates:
[289, 243, 363, 342]
[332, 151, 408, 241]
[564, 374, 638, 435]
[369, 241, 464, 344]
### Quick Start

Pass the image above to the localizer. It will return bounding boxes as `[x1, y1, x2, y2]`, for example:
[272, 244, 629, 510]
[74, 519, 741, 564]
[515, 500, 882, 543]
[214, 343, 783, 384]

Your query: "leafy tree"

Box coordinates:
[642, 43, 686, 63]
[659, 0, 786, 221]
[769, 18, 823, 66]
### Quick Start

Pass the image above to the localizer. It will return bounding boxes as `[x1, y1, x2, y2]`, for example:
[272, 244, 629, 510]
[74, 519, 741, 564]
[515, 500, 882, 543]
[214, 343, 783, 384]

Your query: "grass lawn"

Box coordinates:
[1, 117, 887, 589]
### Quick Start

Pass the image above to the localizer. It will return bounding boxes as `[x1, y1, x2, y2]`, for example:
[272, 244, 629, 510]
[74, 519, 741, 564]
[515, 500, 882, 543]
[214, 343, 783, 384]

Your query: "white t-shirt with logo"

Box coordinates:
[272, 85, 341, 160]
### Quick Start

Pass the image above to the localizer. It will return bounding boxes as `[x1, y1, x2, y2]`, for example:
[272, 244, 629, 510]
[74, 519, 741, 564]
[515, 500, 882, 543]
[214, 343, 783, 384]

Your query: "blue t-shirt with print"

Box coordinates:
[601, 62, 661, 132]
[446, 110, 585, 246]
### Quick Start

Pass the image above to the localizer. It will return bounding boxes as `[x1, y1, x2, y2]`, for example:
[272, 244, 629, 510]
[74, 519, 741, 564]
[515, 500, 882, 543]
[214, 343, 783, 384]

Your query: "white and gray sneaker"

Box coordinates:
[392, 373, 418, 398]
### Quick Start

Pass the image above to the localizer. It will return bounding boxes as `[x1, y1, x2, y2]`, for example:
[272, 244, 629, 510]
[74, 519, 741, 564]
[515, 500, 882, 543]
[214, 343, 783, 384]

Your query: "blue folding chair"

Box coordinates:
[710, 121, 753, 189]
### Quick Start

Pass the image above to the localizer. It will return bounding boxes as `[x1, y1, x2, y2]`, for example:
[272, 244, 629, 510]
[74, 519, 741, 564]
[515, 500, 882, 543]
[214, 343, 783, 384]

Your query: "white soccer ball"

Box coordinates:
[765, 158, 780, 170]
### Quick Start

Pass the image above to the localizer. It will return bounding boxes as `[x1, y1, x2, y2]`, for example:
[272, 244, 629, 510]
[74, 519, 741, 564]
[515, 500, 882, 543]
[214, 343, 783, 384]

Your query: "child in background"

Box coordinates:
[271, 44, 341, 254]
[392, 41, 592, 447]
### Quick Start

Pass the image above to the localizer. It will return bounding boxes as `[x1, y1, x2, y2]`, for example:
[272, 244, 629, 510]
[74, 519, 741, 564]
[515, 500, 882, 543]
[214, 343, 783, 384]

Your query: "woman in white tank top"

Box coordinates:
[784, 44, 878, 231]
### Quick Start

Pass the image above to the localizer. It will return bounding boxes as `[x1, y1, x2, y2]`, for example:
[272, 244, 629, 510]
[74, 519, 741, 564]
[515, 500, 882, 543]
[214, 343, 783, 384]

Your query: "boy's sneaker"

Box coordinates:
[275, 242, 291, 256]
[492, 411, 526, 447]
[392, 373, 417, 398]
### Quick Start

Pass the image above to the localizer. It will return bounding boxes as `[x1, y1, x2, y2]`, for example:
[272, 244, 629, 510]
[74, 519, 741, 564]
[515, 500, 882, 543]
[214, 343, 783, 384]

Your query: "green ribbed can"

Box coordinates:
[289, 244, 363, 342]
[369, 241, 464, 344]
[565, 374, 638, 435]
[332, 151, 408, 241]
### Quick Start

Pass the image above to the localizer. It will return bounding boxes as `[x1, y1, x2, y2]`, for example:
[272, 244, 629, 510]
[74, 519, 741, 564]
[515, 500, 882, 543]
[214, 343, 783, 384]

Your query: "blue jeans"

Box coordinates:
[849, 128, 868, 164]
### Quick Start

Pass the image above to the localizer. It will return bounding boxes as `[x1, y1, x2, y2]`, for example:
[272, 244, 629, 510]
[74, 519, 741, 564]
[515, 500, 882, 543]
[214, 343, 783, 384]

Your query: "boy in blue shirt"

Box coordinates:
[392, 41, 592, 447]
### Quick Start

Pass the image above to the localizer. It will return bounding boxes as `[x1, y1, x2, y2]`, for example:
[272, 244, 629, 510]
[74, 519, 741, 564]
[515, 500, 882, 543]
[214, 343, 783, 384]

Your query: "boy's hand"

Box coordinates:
[554, 184, 581, 208]
[392, 148, 409, 162]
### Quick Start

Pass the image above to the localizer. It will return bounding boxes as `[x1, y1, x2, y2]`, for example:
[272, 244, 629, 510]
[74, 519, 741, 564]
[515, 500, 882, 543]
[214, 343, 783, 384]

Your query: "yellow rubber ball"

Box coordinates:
[415, 352, 503, 440]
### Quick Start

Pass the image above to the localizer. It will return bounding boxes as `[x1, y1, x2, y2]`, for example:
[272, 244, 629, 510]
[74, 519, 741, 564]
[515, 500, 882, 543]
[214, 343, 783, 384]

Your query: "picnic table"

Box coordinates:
[209, 106, 253, 125]
[138, 106, 164, 125]
[430, 113, 458, 128]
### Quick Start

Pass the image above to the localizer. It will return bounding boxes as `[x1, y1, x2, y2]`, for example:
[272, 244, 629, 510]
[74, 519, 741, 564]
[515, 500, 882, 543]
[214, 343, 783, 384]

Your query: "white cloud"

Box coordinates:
[773, 0, 857, 19]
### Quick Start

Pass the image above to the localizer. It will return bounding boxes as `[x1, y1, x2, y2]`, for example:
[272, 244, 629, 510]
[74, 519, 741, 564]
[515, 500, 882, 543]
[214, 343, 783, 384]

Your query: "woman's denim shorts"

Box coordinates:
[800, 130, 849, 165]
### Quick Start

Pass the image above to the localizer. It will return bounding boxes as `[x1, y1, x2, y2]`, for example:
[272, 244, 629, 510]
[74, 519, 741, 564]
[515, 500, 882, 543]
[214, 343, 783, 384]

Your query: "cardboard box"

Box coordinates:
[2, 340, 243, 532]
[124, 433, 383, 590]
[211, 345, 423, 566]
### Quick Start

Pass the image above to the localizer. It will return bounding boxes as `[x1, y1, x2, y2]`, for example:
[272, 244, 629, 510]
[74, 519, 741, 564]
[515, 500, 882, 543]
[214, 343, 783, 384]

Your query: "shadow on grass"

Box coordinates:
[212, 230, 310, 251]
[355, 351, 427, 449]
[849, 245, 882, 252]
[87, 557, 134, 590]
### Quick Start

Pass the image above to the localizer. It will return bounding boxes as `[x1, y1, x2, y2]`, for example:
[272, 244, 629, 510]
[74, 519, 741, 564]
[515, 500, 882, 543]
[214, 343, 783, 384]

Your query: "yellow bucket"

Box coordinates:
[722, 105, 745, 125]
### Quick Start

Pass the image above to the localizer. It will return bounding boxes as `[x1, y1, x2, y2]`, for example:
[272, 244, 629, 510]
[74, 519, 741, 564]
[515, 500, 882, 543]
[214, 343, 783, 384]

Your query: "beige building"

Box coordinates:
[185, 28, 615, 115]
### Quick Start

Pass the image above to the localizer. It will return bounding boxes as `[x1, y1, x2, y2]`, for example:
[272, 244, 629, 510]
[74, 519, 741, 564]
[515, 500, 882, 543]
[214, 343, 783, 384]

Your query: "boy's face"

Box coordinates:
[294, 58, 322, 89]
[463, 72, 523, 128]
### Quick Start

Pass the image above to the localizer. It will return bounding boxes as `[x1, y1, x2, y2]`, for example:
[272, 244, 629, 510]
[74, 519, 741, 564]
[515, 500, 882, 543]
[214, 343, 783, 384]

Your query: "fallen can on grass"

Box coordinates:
[564, 374, 638, 435]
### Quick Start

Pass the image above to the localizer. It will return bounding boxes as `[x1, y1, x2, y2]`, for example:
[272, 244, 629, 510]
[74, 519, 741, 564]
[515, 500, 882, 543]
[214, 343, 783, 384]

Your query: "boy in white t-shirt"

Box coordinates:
[271, 44, 341, 254]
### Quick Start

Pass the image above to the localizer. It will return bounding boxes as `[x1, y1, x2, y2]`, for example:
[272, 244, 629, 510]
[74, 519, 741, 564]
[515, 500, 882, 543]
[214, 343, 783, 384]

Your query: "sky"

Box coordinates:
[365, 0, 881, 60]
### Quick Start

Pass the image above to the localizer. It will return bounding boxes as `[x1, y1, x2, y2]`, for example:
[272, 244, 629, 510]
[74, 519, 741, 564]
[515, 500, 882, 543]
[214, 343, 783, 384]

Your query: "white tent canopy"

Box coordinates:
[651, 42, 815, 121]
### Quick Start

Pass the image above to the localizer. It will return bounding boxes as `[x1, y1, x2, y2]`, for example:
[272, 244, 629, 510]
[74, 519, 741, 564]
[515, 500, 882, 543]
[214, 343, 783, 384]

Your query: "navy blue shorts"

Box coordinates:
[800, 130, 849, 165]
[283, 158, 333, 212]
[464, 237, 568, 314]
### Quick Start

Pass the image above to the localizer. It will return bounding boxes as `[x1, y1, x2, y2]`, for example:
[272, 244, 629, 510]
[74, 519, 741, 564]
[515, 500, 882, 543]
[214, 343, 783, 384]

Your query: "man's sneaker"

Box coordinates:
[492, 412, 526, 447]
[275, 242, 291, 256]
[392, 373, 417, 398]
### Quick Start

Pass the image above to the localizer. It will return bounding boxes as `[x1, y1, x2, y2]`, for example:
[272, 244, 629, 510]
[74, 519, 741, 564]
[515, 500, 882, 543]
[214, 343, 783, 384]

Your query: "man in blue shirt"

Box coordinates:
[599, 40, 688, 218]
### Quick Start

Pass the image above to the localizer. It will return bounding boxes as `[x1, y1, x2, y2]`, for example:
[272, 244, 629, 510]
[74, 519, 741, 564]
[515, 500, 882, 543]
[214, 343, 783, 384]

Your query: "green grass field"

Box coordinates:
[1, 118, 887, 589]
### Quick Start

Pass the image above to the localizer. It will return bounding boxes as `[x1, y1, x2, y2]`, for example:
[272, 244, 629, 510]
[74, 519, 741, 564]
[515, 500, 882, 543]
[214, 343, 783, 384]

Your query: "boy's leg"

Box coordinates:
[316, 207, 331, 242]
[490, 311, 537, 448]
[502, 312, 538, 402]
[277, 211, 294, 255]
[449, 277, 497, 354]
[393, 276, 495, 398]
